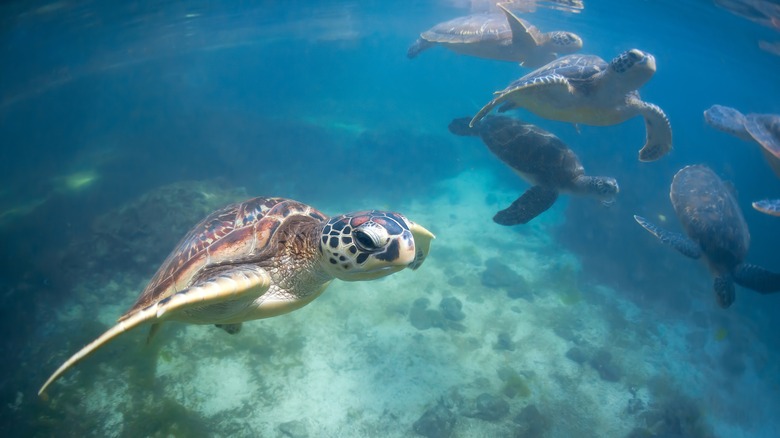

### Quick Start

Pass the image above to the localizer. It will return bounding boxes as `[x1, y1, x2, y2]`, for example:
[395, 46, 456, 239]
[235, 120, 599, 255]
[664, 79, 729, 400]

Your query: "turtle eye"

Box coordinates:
[354, 230, 378, 250]
[352, 225, 389, 252]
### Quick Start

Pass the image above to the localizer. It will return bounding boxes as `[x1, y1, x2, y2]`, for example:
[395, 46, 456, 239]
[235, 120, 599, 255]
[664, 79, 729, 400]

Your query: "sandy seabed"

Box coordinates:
[34, 169, 780, 438]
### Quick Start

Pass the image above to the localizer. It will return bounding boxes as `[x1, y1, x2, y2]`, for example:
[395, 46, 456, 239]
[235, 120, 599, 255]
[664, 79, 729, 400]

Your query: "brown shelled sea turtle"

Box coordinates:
[470, 48, 672, 162]
[634, 165, 780, 308]
[449, 115, 618, 224]
[407, 3, 582, 67]
[704, 104, 780, 216]
[39, 197, 434, 395]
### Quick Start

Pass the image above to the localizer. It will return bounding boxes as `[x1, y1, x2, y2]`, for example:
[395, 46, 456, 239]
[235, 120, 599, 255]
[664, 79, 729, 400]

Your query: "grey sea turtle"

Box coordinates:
[704, 104, 780, 216]
[39, 197, 435, 395]
[634, 165, 780, 308]
[407, 3, 583, 68]
[449, 115, 619, 224]
[470, 48, 673, 162]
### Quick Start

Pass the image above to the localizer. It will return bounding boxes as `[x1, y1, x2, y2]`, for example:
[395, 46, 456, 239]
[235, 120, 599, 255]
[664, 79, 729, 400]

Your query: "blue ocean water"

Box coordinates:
[1, 0, 780, 436]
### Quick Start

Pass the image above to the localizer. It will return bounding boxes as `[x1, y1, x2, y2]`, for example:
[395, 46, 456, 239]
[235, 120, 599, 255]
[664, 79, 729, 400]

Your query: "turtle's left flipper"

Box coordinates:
[628, 95, 672, 162]
[752, 199, 780, 216]
[494, 186, 558, 225]
[633, 215, 701, 259]
[734, 263, 780, 293]
[38, 265, 271, 396]
[497, 3, 540, 48]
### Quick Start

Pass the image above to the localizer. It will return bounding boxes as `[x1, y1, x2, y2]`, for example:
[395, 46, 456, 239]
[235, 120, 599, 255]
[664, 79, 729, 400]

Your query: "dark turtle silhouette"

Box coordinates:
[470, 48, 672, 162]
[634, 165, 780, 308]
[704, 104, 780, 216]
[407, 3, 582, 67]
[39, 197, 435, 395]
[449, 115, 618, 225]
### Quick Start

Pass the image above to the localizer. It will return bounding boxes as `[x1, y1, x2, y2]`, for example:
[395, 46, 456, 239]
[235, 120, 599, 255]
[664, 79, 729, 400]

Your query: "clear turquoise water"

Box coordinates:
[1, 1, 779, 436]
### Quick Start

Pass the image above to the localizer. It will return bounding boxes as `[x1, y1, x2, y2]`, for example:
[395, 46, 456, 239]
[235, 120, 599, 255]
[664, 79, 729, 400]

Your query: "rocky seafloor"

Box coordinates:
[13, 171, 780, 437]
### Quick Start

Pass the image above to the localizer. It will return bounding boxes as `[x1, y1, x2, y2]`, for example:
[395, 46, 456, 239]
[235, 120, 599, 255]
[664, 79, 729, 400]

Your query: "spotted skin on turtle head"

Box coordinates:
[319, 211, 417, 280]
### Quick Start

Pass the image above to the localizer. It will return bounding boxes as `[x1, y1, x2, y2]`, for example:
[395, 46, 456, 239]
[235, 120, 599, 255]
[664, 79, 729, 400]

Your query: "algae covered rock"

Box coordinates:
[480, 257, 532, 300]
[62, 179, 247, 278]
[413, 399, 457, 438]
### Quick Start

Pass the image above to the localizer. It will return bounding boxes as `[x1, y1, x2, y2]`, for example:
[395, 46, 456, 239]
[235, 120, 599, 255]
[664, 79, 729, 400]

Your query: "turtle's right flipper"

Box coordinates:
[38, 265, 271, 396]
[154, 265, 271, 319]
[633, 215, 701, 259]
[494, 186, 558, 225]
[734, 263, 780, 294]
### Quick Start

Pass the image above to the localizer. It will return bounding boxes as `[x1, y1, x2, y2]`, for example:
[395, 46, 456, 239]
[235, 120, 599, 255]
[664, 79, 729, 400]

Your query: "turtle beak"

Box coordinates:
[408, 222, 435, 270]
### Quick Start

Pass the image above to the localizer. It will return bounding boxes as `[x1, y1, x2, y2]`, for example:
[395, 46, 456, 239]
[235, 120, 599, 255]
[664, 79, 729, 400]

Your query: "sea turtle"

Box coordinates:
[407, 3, 583, 68]
[449, 115, 619, 225]
[470, 48, 673, 162]
[704, 104, 780, 216]
[634, 165, 780, 308]
[39, 197, 435, 395]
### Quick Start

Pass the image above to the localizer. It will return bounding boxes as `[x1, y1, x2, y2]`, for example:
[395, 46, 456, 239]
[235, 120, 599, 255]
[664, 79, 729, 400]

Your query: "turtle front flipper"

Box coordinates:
[497, 3, 540, 48]
[628, 95, 672, 161]
[714, 275, 736, 308]
[470, 74, 571, 127]
[38, 265, 272, 396]
[753, 199, 780, 216]
[633, 215, 702, 259]
[494, 186, 558, 225]
[734, 263, 780, 294]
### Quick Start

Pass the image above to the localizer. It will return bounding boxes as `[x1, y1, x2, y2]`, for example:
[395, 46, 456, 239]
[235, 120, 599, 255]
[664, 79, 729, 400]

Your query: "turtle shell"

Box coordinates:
[514, 54, 606, 86]
[476, 115, 583, 187]
[421, 13, 515, 44]
[118, 197, 328, 321]
[670, 165, 749, 272]
[744, 113, 780, 178]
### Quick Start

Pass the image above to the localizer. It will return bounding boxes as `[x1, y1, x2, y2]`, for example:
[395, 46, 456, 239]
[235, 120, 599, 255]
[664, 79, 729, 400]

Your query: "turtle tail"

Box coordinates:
[448, 117, 478, 137]
[734, 263, 780, 294]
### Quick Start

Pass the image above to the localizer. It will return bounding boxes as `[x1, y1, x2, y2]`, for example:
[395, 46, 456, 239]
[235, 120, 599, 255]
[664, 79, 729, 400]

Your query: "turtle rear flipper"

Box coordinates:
[38, 265, 272, 396]
[494, 185, 558, 225]
[407, 38, 434, 58]
[448, 117, 478, 137]
[633, 215, 702, 259]
[714, 275, 736, 308]
[734, 263, 780, 293]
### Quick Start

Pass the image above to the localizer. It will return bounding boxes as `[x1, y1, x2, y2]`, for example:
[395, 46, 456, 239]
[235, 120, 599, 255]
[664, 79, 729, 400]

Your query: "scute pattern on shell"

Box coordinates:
[120, 197, 328, 320]
[670, 165, 749, 271]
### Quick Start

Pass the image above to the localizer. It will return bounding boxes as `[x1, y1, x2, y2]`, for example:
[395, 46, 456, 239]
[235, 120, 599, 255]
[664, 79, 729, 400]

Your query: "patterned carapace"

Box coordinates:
[123, 197, 328, 318]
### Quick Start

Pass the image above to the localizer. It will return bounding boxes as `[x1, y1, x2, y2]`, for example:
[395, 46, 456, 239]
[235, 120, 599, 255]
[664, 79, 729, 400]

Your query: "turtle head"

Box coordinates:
[547, 31, 583, 55]
[608, 49, 656, 90]
[574, 176, 619, 205]
[319, 211, 435, 281]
